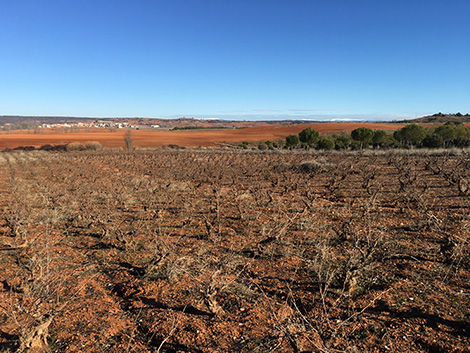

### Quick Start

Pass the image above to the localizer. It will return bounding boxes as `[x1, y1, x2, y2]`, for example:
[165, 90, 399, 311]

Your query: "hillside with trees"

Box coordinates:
[397, 112, 470, 124]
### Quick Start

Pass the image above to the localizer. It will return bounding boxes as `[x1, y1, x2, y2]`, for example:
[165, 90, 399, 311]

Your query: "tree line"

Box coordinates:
[245, 122, 470, 150]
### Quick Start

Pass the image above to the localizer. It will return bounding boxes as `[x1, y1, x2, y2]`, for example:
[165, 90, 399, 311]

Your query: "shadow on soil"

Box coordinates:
[372, 299, 470, 338]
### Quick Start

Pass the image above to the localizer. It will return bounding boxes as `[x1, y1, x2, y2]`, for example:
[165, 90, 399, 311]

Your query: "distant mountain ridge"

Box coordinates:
[397, 113, 470, 124]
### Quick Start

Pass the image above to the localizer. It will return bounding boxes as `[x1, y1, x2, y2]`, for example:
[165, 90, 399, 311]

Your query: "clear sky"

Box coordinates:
[1, 0, 469, 120]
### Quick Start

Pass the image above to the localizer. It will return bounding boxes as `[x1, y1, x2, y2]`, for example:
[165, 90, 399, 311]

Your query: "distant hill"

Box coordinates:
[397, 113, 470, 124]
[0, 116, 92, 125]
[0, 116, 323, 130]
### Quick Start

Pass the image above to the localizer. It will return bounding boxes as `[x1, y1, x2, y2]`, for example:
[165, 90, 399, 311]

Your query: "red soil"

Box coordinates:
[0, 123, 404, 149]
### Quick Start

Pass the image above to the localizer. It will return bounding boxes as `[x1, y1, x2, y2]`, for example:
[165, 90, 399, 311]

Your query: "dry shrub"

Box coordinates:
[84, 141, 103, 151]
[65, 142, 82, 151]
[272, 162, 291, 173]
[18, 315, 53, 353]
[295, 159, 333, 174]
[145, 255, 192, 282]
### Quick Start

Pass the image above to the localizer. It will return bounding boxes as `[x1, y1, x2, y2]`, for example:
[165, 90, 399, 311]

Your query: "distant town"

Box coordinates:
[38, 121, 147, 130]
[0, 117, 164, 131]
[0, 116, 314, 132]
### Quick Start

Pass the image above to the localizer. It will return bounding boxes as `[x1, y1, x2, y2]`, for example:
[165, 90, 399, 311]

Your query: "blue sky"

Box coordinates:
[1, 0, 469, 120]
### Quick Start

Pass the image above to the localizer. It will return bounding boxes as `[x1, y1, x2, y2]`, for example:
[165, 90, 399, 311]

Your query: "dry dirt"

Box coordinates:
[0, 123, 404, 150]
[0, 149, 468, 352]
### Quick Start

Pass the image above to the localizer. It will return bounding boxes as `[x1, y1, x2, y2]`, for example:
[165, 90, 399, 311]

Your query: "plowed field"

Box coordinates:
[0, 149, 468, 352]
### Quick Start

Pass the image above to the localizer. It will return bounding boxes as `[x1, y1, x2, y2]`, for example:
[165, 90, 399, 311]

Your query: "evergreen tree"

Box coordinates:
[286, 134, 300, 148]
[351, 127, 374, 148]
[393, 124, 427, 146]
[298, 127, 320, 147]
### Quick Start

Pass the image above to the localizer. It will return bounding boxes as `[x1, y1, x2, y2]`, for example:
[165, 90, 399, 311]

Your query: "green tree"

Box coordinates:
[317, 136, 335, 150]
[454, 123, 470, 138]
[393, 124, 427, 146]
[351, 127, 374, 148]
[455, 136, 470, 147]
[265, 140, 275, 150]
[286, 134, 300, 148]
[422, 134, 444, 148]
[298, 127, 320, 147]
[435, 124, 457, 146]
[372, 130, 388, 147]
[333, 134, 351, 149]
[276, 139, 286, 148]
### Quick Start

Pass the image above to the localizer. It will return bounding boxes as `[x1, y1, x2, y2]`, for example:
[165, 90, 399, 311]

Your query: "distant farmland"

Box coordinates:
[0, 122, 404, 149]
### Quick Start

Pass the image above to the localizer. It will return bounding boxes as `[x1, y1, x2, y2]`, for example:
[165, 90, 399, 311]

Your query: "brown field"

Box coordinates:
[0, 123, 404, 149]
[0, 149, 468, 352]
